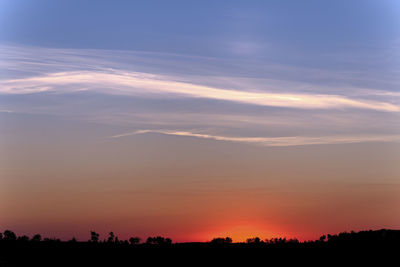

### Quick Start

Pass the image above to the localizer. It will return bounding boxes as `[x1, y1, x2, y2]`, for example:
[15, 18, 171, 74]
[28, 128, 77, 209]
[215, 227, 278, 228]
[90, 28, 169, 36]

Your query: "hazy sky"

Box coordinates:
[1, 0, 399, 242]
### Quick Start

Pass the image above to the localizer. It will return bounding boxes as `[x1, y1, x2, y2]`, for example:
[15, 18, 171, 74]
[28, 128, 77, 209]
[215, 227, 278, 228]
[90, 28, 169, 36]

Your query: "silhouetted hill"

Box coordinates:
[0, 229, 399, 266]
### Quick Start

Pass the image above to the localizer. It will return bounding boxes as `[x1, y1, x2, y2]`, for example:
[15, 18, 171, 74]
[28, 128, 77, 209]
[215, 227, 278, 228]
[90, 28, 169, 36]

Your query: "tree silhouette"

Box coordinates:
[31, 234, 41, 242]
[266, 237, 288, 244]
[247, 237, 261, 244]
[107, 232, 115, 243]
[0, 228, 398, 266]
[319, 235, 327, 242]
[3, 230, 17, 241]
[129, 237, 141, 245]
[17, 235, 29, 242]
[210, 237, 232, 244]
[90, 231, 100, 242]
[146, 236, 172, 245]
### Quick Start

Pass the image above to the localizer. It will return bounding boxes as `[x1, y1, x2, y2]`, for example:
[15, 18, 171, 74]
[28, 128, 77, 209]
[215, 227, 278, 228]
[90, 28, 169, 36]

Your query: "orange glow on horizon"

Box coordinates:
[185, 221, 295, 243]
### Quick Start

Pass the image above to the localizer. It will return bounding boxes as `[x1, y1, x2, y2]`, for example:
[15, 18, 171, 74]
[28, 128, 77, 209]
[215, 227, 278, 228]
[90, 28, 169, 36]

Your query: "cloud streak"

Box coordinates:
[110, 129, 400, 147]
[1, 70, 399, 112]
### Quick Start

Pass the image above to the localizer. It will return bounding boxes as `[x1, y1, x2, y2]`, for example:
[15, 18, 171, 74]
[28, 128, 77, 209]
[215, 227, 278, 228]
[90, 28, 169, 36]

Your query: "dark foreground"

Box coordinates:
[1, 229, 399, 266]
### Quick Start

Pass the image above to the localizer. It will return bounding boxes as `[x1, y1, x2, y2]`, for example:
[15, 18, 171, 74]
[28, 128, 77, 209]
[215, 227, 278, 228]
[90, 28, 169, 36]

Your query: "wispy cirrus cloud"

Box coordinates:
[1, 70, 399, 112]
[1, 44, 399, 148]
[110, 129, 400, 147]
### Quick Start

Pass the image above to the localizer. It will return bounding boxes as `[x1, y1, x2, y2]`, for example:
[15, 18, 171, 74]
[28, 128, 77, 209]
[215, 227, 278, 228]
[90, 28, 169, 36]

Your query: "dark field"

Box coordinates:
[0, 229, 399, 266]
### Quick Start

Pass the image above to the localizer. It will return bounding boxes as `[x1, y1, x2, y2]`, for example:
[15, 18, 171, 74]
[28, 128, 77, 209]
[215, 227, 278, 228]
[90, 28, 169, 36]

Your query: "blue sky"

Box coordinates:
[0, 0, 399, 153]
[1, 0, 399, 86]
[1, 1, 399, 57]
[0, 1, 400, 241]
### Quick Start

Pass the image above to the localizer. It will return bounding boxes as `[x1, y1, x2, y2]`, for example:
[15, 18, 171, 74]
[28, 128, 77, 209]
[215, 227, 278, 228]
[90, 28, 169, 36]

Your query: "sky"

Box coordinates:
[0, 0, 400, 242]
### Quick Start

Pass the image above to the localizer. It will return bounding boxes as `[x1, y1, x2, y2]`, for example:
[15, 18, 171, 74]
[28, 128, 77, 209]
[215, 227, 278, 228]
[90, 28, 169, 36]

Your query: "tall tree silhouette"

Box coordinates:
[107, 232, 115, 243]
[90, 231, 100, 242]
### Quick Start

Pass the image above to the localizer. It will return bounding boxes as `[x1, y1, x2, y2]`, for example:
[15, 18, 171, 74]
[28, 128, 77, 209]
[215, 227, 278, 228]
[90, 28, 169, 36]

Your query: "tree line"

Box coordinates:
[1, 229, 399, 246]
[0, 229, 172, 245]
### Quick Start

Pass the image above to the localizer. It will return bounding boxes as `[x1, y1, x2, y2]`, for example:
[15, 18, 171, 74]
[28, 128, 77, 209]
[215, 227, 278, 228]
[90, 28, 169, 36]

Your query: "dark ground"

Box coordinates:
[0, 229, 399, 266]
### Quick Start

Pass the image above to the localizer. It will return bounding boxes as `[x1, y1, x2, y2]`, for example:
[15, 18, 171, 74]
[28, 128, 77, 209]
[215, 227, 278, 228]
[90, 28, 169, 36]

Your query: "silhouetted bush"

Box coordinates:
[17, 235, 29, 242]
[146, 236, 172, 245]
[210, 237, 232, 244]
[3, 230, 16, 241]
[31, 234, 41, 242]
[129, 237, 141, 245]
[246, 237, 261, 244]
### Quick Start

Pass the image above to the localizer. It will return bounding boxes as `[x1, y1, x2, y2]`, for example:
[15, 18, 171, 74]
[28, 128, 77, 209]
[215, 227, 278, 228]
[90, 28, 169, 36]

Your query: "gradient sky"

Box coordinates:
[1, 0, 400, 242]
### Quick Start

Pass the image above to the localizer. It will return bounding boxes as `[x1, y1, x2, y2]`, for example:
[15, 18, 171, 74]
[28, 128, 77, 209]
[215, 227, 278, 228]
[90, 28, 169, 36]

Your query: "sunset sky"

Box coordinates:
[1, 0, 400, 242]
